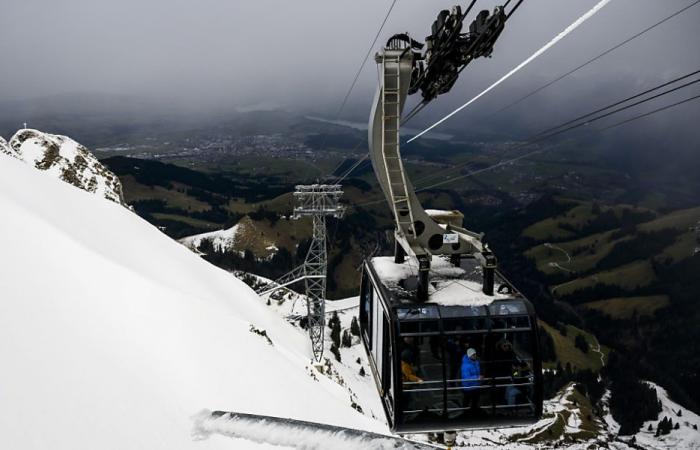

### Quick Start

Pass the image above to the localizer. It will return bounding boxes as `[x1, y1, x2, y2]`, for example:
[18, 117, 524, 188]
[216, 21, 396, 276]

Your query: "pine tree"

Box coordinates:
[350, 316, 360, 337]
[341, 329, 352, 348]
[574, 334, 589, 354]
[330, 343, 341, 362]
[328, 311, 340, 329]
[658, 417, 672, 435]
[331, 319, 341, 349]
[359, 366, 366, 377]
[609, 355, 662, 435]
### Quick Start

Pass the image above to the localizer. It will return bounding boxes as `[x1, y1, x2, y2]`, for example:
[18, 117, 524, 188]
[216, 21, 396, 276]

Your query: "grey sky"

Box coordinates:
[1, 0, 699, 132]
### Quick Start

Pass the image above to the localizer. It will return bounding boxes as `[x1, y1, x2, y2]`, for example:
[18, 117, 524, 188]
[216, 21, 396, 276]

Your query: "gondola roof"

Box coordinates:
[369, 256, 518, 307]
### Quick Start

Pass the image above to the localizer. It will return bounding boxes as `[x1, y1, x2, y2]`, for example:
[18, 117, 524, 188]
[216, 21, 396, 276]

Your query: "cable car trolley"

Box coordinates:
[360, 255, 543, 432]
[358, 0, 542, 434]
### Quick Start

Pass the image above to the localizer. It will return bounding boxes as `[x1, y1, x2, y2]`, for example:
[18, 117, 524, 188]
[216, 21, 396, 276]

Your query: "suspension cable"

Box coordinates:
[334, 0, 398, 121]
[352, 83, 700, 208]
[494, 0, 700, 114]
[322, 0, 398, 177]
[352, 90, 700, 209]
[407, 0, 612, 143]
[416, 90, 700, 192]
[414, 68, 700, 186]
[335, 152, 370, 184]
[408, 0, 610, 142]
[402, 0, 524, 126]
[600, 93, 700, 131]
[534, 73, 700, 137]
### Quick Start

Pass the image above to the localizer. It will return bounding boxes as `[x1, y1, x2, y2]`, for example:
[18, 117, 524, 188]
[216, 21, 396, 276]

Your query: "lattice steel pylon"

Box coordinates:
[257, 184, 343, 362]
[295, 184, 344, 361]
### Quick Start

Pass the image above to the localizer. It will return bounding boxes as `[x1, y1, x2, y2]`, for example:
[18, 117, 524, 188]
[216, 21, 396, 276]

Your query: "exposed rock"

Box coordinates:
[5, 129, 126, 205]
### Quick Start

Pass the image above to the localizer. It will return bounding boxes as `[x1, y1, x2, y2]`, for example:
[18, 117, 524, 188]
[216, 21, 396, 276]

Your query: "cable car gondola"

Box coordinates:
[359, 255, 543, 433]
[360, 0, 542, 435]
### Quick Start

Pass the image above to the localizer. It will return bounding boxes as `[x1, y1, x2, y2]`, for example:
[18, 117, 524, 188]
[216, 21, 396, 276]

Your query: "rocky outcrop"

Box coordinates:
[6, 129, 126, 205]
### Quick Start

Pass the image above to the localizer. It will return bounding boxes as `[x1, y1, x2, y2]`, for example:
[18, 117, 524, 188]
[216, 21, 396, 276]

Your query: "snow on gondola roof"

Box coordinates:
[370, 256, 514, 307]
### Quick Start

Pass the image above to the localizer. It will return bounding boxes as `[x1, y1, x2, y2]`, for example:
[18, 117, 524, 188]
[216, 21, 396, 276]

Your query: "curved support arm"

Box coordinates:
[368, 48, 484, 260]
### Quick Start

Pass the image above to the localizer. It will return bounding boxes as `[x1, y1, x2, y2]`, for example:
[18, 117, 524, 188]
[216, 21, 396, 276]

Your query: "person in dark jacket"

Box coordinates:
[493, 338, 528, 406]
[461, 348, 481, 414]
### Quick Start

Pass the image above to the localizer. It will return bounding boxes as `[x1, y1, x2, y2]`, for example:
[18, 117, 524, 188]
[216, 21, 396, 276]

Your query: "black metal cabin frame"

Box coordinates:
[359, 258, 543, 433]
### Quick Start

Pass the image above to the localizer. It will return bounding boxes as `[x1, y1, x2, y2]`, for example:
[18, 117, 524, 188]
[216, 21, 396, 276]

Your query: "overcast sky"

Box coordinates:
[1, 0, 699, 135]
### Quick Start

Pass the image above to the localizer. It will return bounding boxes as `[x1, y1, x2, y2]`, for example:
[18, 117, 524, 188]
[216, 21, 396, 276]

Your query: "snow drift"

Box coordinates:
[0, 154, 385, 449]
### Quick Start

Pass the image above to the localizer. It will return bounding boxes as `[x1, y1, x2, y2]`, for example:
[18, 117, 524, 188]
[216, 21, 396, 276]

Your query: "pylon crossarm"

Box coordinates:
[257, 273, 325, 297]
[254, 264, 306, 294]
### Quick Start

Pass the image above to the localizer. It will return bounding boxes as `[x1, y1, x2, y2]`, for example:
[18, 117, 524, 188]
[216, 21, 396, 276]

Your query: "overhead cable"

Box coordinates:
[416, 88, 700, 192]
[323, 0, 398, 177]
[414, 69, 700, 186]
[352, 79, 700, 208]
[407, 0, 612, 143]
[495, 0, 700, 114]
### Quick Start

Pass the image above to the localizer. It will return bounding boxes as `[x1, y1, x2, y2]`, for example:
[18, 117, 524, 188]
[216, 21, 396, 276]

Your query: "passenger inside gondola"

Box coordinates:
[401, 348, 423, 383]
[492, 337, 532, 409]
[444, 332, 486, 417]
[375, 294, 540, 429]
[461, 347, 482, 415]
[400, 333, 445, 424]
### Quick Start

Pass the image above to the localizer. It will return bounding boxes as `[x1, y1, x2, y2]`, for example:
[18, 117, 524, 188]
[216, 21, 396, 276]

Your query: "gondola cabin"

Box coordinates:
[359, 255, 543, 432]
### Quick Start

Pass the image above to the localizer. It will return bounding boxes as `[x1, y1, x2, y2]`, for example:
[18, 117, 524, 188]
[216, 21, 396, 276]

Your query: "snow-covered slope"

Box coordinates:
[180, 222, 244, 253]
[635, 384, 700, 449]
[0, 155, 385, 450]
[602, 383, 700, 450]
[6, 128, 126, 205]
[180, 215, 278, 257]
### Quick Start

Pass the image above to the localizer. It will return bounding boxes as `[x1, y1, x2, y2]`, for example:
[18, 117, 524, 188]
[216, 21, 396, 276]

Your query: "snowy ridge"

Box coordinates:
[5, 128, 126, 205]
[635, 383, 700, 449]
[180, 215, 278, 258]
[180, 222, 243, 253]
[0, 155, 385, 450]
[602, 383, 700, 450]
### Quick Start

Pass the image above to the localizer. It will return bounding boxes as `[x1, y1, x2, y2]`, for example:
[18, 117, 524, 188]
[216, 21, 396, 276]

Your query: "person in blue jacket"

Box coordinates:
[461, 347, 482, 414]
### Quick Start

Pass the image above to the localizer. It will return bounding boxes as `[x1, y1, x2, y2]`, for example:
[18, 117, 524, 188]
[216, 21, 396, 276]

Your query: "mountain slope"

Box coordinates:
[241, 282, 700, 449]
[6, 128, 126, 205]
[180, 215, 279, 258]
[602, 383, 700, 450]
[0, 155, 385, 449]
